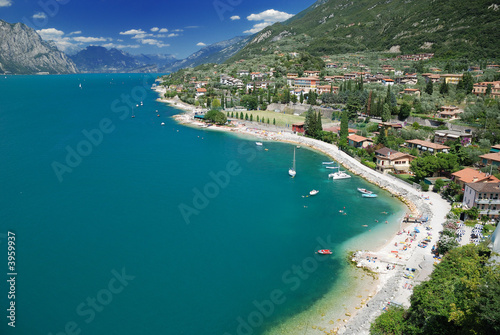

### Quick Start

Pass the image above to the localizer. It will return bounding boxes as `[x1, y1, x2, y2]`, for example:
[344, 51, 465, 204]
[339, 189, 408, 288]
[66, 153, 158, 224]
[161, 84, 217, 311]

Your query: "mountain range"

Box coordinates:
[229, 0, 500, 61]
[1, 0, 499, 74]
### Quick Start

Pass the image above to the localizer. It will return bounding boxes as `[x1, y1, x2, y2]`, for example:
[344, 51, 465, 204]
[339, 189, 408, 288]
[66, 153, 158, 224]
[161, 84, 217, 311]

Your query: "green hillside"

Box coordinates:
[229, 0, 500, 61]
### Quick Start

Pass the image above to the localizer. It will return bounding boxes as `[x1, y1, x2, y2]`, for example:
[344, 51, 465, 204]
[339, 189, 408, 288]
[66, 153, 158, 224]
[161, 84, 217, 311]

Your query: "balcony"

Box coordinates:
[476, 199, 500, 205]
[480, 210, 500, 216]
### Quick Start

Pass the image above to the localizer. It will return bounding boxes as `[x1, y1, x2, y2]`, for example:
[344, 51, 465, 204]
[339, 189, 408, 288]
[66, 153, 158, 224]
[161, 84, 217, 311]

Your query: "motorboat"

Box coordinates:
[316, 249, 332, 255]
[362, 193, 378, 198]
[330, 171, 351, 180]
[256, 142, 263, 146]
[357, 188, 373, 194]
[322, 161, 335, 165]
[309, 189, 319, 196]
[289, 147, 296, 177]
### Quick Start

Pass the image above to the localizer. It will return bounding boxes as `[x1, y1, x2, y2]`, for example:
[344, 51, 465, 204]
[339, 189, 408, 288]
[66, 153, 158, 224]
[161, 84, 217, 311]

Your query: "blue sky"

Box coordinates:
[0, 0, 316, 58]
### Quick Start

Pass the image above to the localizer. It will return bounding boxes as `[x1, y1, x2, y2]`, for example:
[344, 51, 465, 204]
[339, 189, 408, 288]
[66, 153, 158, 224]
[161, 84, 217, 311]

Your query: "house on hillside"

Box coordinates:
[294, 77, 319, 92]
[382, 78, 395, 86]
[434, 129, 472, 145]
[347, 134, 372, 148]
[451, 168, 500, 189]
[378, 122, 403, 136]
[375, 147, 415, 174]
[440, 74, 463, 85]
[287, 73, 298, 86]
[437, 106, 463, 120]
[405, 139, 450, 154]
[463, 182, 500, 219]
[473, 81, 500, 97]
[195, 88, 207, 97]
[399, 88, 420, 97]
[323, 126, 357, 136]
[304, 71, 320, 77]
[489, 144, 500, 153]
[480, 152, 500, 167]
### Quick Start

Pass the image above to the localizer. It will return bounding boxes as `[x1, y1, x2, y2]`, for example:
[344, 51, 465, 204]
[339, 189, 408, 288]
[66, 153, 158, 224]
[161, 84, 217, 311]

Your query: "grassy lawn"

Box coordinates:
[228, 109, 330, 128]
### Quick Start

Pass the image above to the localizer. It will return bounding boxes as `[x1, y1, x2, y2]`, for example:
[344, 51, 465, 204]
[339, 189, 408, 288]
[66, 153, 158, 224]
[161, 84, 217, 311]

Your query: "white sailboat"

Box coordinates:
[329, 163, 351, 180]
[288, 147, 296, 177]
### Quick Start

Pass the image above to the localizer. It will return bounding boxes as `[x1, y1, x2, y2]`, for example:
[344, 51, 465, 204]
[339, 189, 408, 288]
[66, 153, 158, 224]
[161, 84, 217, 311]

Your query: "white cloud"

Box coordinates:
[37, 28, 65, 39]
[247, 9, 293, 22]
[244, 9, 294, 34]
[159, 28, 168, 33]
[243, 22, 273, 34]
[0, 0, 12, 7]
[131, 33, 152, 39]
[68, 31, 82, 35]
[230, 15, 240, 21]
[140, 39, 169, 48]
[73, 36, 108, 43]
[155, 34, 166, 38]
[150, 27, 159, 32]
[196, 42, 206, 46]
[172, 28, 183, 32]
[102, 43, 140, 49]
[119, 29, 146, 35]
[185, 26, 199, 29]
[167, 33, 179, 38]
[32, 12, 47, 20]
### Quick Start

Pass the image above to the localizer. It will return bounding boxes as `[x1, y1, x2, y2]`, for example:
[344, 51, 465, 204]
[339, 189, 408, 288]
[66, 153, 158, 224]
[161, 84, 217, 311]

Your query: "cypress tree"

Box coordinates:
[245, 113, 248, 120]
[425, 80, 433, 95]
[317, 112, 323, 135]
[250, 114, 253, 121]
[240, 112, 244, 119]
[267, 118, 270, 124]
[273, 118, 276, 125]
[256, 115, 260, 122]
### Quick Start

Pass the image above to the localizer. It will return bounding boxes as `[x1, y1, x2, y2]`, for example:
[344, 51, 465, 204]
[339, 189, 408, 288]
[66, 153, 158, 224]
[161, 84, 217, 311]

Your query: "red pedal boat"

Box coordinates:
[316, 249, 332, 255]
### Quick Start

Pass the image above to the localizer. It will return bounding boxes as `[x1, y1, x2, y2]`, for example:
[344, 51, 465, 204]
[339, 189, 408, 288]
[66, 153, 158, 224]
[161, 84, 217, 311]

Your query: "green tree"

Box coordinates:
[434, 178, 445, 193]
[241, 95, 258, 110]
[245, 113, 248, 120]
[300, 92, 304, 104]
[273, 118, 276, 125]
[399, 102, 411, 120]
[256, 115, 260, 122]
[304, 107, 319, 138]
[370, 307, 406, 335]
[382, 103, 391, 122]
[204, 109, 227, 125]
[316, 111, 323, 133]
[212, 98, 221, 108]
[425, 80, 434, 95]
[308, 90, 317, 105]
[439, 81, 449, 95]
[346, 94, 362, 120]
[250, 114, 253, 121]
[339, 109, 349, 148]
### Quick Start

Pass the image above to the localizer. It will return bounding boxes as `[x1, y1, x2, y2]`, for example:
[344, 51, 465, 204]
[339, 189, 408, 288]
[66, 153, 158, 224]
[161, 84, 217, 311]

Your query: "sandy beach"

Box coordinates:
[155, 88, 451, 334]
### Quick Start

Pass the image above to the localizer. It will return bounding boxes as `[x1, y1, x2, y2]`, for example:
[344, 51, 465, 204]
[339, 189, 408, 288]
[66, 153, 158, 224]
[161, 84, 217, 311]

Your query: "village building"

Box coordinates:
[399, 88, 420, 97]
[292, 122, 305, 133]
[434, 129, 472, 145]
[440, 73, 463, 85]
[480, 152, 500, 167]
[473, 81, 500, 97]
[293, 77, 319, 92]
[463, 182, 500, 219]
[374, 147, 415, 174]
[405, 139, 450, 154]
[437, 106, 463, 119]
[347, 134, 372, 148]
[451, 168, 500, 189]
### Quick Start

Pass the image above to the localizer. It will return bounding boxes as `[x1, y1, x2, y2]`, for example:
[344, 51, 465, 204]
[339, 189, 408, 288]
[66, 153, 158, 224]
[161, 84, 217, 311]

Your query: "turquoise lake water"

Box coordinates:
[0, 74, 405, 335]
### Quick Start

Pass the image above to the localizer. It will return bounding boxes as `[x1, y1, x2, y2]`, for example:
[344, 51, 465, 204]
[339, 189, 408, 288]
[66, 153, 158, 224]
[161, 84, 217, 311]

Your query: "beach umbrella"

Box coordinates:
[414, 228, 420, 233]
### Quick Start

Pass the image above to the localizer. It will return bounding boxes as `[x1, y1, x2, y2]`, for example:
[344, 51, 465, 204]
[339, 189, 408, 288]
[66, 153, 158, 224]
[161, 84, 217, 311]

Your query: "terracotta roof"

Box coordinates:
[348, 134, 370, 143]
[465, 182, 500, 193]
[196, 88, 207, 92]
[452, 168, 500, 184]
[480, 152, 500, 162]
[491, 144, 500, 150]
[375, 147, 399, 157]
[406, 139, 450, 150]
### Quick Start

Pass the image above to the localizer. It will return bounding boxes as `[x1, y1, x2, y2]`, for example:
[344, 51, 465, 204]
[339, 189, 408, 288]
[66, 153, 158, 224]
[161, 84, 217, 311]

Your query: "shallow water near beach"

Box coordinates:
[0, 74, 405, 335]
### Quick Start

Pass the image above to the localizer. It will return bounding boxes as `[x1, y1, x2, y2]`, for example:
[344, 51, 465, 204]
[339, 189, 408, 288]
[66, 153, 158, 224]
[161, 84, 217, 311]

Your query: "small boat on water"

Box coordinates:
[330, 171, 351, 180]
[289, 147, 296, 177]
[357, 188, 373, 194]
[161, 122, 165, 126]
[256, 142, 263, 146]
[362, 193, 378, 198]
[326, 166, 339, 169]
[316, 249, 332, 255]
[309, 189, 319, 196]
[322, 161, 335, 165]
